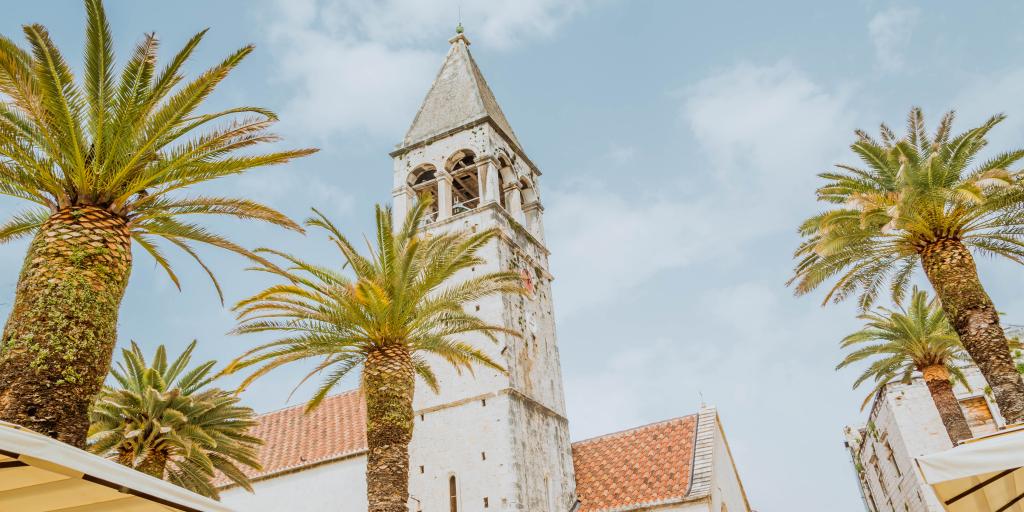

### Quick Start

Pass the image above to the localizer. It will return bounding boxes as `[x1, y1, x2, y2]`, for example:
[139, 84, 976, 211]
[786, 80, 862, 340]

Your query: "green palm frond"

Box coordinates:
[88, 340, 261, 498]
[222, 201, 526, 410]
[0, 0, 316, 295]
[0, 207, 48, 244]
[790, 108, 1024, 309]
[837, 287, 966, 409]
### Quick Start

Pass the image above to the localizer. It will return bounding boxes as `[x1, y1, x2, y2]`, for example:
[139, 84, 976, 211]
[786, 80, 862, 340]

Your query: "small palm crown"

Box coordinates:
[223, 200, 526, 410]
[790, 108, 1024, 309]
[0, 0, 316, 299]
[837, 287, 968, 408]
[88, 341, 262, 499]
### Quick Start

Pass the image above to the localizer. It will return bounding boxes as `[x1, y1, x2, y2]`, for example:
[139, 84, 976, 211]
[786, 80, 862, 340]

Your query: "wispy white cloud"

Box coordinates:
[564, 280, 863, 502]
[565, 281, 852, 435]
[952, 67, 1024, 149]
[546, 182, 716, 317]
[552, 64, 867, 508]
[547, 62, 858, 318]
[606, 144, 636, 164]
[682, 61, 855, 195]
[868, 7, 920, 71]
[234, 171, 354, 219]
[263, 0, 588, 139]
[310, 0, 586, 49]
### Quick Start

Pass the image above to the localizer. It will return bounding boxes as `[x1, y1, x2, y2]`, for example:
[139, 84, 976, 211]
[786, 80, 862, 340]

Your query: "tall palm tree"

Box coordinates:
[790, 108, 1024, 424]
[838, 288, 973, 444]
[222, 202, 523, 512]
[0, 0, 315, 446]
[88, 341, 261, 499]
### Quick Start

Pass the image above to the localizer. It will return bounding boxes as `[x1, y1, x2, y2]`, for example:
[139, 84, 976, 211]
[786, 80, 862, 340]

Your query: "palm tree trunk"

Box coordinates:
[119, 449, 167, 479]
[0, 206, 132, 447]
[921, 365, 973, 444]
[921, 238, 1024, 424]
[363, 344, 415, 512]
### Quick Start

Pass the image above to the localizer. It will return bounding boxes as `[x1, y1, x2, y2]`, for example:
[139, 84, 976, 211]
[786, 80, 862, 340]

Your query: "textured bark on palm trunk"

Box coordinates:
[119, 449, 167, 479]
[921, 239, 1024, 424]
[921, 365, 973, 444]
[0, 207, 132, 447]
[364, 345, 415, 512]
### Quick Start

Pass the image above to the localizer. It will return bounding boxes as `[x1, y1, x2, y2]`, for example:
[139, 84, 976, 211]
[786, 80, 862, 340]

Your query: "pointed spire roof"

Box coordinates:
[399, 31, 521, 151]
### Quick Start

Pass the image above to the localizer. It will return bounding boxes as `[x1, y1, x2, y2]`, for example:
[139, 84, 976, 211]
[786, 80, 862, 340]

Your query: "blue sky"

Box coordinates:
[5, 1, 1024, 510]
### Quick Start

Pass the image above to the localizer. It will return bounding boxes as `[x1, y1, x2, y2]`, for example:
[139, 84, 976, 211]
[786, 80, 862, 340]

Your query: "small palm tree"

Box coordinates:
[790, 108, 1024, 424]
[89, 341, 261, 499]
[223, 202, 523, 512]
[838, 288, 973, 443]
[0, 0, 315, 445]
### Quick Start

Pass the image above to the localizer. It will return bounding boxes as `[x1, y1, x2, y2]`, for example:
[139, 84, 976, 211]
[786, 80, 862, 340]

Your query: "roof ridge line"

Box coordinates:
[462, 44, 489, 117]
[572, 414, 698, 446]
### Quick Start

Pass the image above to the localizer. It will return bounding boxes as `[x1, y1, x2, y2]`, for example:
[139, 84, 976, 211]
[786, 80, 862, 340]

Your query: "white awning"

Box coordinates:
[0, 421, 235, 512]
[916, 425, 1024, 511]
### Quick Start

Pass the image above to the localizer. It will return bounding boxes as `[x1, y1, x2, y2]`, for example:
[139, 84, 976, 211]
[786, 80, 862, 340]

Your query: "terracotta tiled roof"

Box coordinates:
[217, 388, 367, 487]
[222, 389, 707, 511]
[571, 415, 699, 512]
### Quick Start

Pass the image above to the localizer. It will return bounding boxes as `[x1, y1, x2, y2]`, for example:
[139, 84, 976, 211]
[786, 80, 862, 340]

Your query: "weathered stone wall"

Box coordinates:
[707, 411, 752, 512]
[221, 455, 368, 511]
[507, 393, 576, 510]
[396, 123, 576, 510]
[845, 368, 1000, 512]
[408, 393, 516, 510]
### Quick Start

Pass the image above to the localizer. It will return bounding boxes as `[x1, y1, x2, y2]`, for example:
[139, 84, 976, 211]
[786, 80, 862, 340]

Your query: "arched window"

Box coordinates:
[408, 165, 439, 223]
[409, 166, 436, 186]
[496, 155, 513, 209]
[446, 150, 480, 214]
[520, 176, 538, 205]
[447, 149, 476, 172]
[449, 475, 458, 512]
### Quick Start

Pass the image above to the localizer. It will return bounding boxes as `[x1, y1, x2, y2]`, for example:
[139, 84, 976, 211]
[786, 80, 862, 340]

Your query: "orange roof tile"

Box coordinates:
[571, 416, 699, 512]
[218, 388, 367, 487]
[221, 389, 703, 511]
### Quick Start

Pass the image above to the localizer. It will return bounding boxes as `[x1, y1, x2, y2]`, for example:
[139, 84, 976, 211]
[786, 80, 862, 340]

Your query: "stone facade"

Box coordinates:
[844, 367, 1001, 512]
[384, 31, 574, 511]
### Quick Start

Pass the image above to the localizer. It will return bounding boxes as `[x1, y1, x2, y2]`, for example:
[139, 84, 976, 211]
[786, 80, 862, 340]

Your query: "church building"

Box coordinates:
[219, 29, 753, 512]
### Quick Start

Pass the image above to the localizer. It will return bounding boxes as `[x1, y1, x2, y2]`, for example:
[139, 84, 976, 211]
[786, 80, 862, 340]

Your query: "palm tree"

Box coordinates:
[88, 341, 261, 499]
[0, 0, 315, 446]
[838, 288, 973, 444]
[790, 108, 1024, 424]
[222, 202, 523, 512]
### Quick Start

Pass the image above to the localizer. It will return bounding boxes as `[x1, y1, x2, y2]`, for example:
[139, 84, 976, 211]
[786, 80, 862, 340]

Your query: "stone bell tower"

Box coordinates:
[390, 28, 576, 511]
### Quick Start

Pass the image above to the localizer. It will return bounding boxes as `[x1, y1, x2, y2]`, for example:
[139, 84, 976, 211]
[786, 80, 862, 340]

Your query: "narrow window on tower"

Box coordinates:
[481, 451, 487, 460]
[484, 497, 489, 508]
[449, 475, 458, 512]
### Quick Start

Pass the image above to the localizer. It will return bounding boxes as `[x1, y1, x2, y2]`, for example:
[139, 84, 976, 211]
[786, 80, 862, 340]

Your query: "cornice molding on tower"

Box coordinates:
[390, 117, 542, 177]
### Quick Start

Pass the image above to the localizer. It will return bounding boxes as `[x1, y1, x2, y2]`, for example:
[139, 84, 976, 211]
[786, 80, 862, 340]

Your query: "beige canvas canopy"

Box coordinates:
[916, 425, 1024, 511]
[0, 421, 235, 512]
